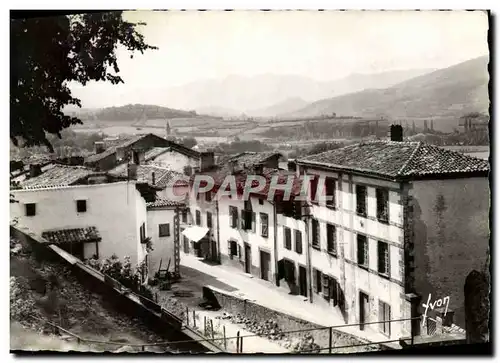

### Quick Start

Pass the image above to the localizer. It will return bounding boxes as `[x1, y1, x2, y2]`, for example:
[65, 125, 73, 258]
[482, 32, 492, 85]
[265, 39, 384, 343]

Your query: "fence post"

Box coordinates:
[193, 310, 196, 328]
[240, 335, 243, 353]
[236, 331, 240, 353]
[204, 316, 207, 336]
[210, 319, 215, 340]
[223, 326, 227, 350]
[142, 345, 145, 352]
[329, 326, 333, 353]
[186, 306, 189, 326]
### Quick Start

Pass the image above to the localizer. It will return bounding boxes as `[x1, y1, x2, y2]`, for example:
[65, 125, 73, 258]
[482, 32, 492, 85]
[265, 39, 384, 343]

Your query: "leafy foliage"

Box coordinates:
[11, 12, 157, 151]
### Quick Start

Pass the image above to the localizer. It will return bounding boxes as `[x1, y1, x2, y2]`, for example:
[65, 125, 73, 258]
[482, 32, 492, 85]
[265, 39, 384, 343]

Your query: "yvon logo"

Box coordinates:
[421, 293, 450, 327]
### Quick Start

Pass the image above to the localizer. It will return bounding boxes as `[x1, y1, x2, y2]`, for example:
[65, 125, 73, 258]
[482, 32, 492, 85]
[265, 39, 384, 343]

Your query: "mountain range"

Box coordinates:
[160, 69, 435, 116]
[287, 56, 490, 119]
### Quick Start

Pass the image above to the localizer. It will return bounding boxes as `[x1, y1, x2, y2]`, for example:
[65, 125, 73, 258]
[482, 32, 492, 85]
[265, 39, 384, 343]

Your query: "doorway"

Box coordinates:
[298, 265, 307, 298]
[244, 243, 251, 274]
[359, 291, 369, 330]
[260, 250, 271, 281]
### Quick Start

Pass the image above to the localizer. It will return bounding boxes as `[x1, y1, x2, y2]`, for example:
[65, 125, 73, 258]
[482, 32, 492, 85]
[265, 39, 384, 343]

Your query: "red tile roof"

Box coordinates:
[146, 198, 185, 209]
[21, 164, 95, 189]
[108, 164, 189, 188]
[298, 141, 489, 180]
[42, 227, 101, 244]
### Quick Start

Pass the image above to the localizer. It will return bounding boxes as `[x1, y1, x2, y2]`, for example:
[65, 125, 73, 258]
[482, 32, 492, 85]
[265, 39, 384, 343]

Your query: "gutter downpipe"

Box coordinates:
[215, 199, 221, 264]
[302, 167, 313, 303]
[273, 201, 279, 287]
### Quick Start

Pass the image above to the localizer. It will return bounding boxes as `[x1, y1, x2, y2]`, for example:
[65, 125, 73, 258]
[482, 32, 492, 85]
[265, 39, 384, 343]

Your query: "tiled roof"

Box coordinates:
[42, 227, 101, 244]
[298, 141, 490, 180]
[190, 167, 303, 200]
[222, 151, 283, 167]
[145, 147, 171, 162]
[108, 163, 189, 188]
[21, 164, 95, 189]
[84, 135, 144, 164]
[146, 197, 185, 209]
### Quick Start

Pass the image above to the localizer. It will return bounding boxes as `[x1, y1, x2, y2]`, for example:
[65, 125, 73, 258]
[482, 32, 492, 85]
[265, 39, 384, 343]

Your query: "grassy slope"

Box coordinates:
[290, 56, 490, 129]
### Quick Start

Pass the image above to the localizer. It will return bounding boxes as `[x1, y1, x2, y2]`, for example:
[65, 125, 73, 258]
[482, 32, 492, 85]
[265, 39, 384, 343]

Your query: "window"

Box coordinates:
[159, 223, 170, 237]
[379, 300, 391, 336]
[378, 241, 390, 277]
[228, 240, 238, 259]
[330, 277, 340, 307]
[313, 269, 322, 294]
[376, 188, 389, 223]
[25, 203, 36, 216]
[251, 212, 256, 233]
[206, 212, 212, 228]
[229, 206, 238, 228]
[327, 224, 336, 255]
[310, 176, 319, 203]
[182, 210, 187, 223]
[357, 235, 368, 267]
[195, 210, 201, 226]
[76, 200, 87, 213]
[311, 219, 320, 249]
[356, 185, 367, 216]
[295, 230, 302, 254]
[260, 213, 269, 238]
[258, 198, 264, 205]
[321, 274, 331, 301]
[241, 210, 252, 230]
[325, 178, 336, 208]
[284, 227, 292, 250]
[284, 260, 295, 283]
[139, 223, 146, 243]
[205, 191, 212, 202]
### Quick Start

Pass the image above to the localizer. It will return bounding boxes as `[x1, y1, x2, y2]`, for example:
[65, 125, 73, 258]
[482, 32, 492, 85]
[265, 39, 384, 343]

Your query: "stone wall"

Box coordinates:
[203, 285, 387, 352]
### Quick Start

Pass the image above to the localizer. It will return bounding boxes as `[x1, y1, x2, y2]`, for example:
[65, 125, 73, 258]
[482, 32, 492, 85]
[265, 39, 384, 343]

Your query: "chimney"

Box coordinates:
[128, 164, 138, 180]
[152, 172, 156, 185]
[94, 141, 105, 154]
[390, 124, 403, 142]
[29, 164, 42, 178]
[200, 152, 215, 172]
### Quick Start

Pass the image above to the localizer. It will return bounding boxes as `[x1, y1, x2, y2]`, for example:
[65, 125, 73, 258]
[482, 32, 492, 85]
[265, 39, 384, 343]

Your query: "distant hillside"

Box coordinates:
[161, 69, 434, 113]
[288, 56, 490, 122]
[195, 106, 242, 118]
[247, 97, 309, 117]
[86, 104, 196, 122]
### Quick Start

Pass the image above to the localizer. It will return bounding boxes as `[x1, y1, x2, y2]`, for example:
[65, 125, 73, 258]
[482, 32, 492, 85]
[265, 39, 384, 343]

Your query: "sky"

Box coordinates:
[68, 10, 489, 109]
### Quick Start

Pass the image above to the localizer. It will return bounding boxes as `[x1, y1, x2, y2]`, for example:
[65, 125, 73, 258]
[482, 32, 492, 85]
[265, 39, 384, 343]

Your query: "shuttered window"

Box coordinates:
[356, 185, 367, 216]
[379, 300, 391, 336]
[322, 274, 330, 301]
[295, 230, 302, 254]
[260, 213, 269, 238]
[311, 219, 320, 249]
[158, 223, 170, 237]
[251, 212, 256, 233]
[229, 206, 238, 228]
[310, 176, 319, 203]
[284, 227, 292, 250]
[378, 241, 390, 277]
[207, 212, 212, 228]
[313, 269, 322, 294]
[228, 240, 238, 258]
[325, 178, 336, 208]
[195, 210, 201, 226]
[376, 188, 389, 223]
[357, 234, 368, 267]
[327, 224, 336, 255]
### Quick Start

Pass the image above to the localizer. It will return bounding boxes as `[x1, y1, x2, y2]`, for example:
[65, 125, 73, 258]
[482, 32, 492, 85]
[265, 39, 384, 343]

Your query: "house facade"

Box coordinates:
[10, 179, 149, 269]
[296, 138, 489, 339]
[146, 198, 184, 279]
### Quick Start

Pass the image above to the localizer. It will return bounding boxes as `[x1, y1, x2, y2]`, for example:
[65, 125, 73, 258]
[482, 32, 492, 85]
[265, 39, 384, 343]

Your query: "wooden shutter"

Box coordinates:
[261, 213, 268, 237]
[310, 175, 319, 202]
[251, 212, 256, 232]
[331, 278, 338, 306]
[295, 230, 302, 254]
[322, 274, 330, 301]
[241, 210, 246, 229]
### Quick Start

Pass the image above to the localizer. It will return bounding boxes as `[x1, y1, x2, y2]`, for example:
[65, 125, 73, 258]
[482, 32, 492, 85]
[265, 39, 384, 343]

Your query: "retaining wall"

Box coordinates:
[203, 285, 386, 352]
[10, 225, 223, 354]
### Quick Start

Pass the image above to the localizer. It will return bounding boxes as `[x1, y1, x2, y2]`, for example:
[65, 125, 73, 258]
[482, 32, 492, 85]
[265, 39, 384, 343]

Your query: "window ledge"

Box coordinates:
[327, 251, 338, 258]
[312, 245, 321, 251]
[378, 272, 391, 280]
[358, 264, 369, 272]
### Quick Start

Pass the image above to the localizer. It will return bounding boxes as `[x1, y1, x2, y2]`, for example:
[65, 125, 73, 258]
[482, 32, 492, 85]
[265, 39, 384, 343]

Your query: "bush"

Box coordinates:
[10, 277, 36, 321]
